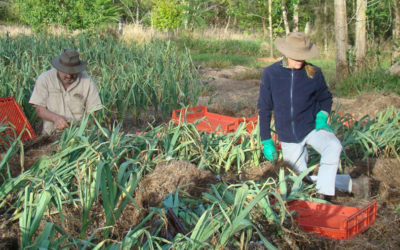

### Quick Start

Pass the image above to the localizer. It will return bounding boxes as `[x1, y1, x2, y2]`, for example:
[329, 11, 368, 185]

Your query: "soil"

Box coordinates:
[0, 135, 59, 178]
[135, 160, 218, 208]
[198, 66, 260, 117]
[1, 65, 400, 248]
[334, 92, 400, 120]
[198, 65, 400, 120]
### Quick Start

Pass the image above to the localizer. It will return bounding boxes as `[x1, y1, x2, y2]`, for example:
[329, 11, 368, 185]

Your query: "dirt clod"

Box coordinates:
[135, 160, 217, 208]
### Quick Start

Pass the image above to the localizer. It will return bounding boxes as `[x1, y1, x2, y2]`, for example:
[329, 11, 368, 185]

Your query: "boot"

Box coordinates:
[351, 175, 370, 199]
[316, 193, 333, 202]
[303, 175, 314, 185]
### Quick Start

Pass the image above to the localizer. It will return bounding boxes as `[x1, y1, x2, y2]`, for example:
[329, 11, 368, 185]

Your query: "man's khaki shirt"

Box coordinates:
[29, 68, 103, 135]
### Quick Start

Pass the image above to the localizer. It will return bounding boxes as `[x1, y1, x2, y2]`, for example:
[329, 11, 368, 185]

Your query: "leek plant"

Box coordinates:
[154, 169, 316, 249]
[6, 104, 399, 248]
[0, 122, 25, 181]
[1, 115, 318, 248]
[330, 106, 400, 164]
[0, 34, 203, 127]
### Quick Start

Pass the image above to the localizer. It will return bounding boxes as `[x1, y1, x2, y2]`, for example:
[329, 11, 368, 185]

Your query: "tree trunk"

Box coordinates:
[225, 15, 231, 32]
[262, 18, 267, 39]
[269, 0, 274, 58]
[136, 0, 141, 24]
[355, 0, 367, 71]
[281, 0, 290, 35]
[392, 0, 400, 63]
[334, 0, 349, 84]
[293, 2, 299, 32]
[304, 21, 311, 35]
[324, 0, 329, 56]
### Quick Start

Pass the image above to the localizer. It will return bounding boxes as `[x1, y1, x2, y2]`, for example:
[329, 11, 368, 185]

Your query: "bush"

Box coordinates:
[13, 0, 122, 31]
[151, 0, 183, 31]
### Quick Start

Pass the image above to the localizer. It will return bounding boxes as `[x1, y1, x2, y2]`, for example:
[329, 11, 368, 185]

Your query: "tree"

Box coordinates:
[119, 0, 153, 25]
[324, 0, 329, 55]
[293, 0, 299, 32]
[180, 0, 217, 31]
[269, 0, 273, 57]
[135, 0, 141, 24]
[334, 0, 349, 83]
[281, 0, 290, 34]
[392, 0, 400, 64]
[355, 0, 366, 71]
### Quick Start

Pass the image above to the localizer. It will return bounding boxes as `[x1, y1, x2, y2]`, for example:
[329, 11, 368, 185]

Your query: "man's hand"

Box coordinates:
[262, 138, 277, 162]
[315, 111, 333, 132]
[54, 116, 70, 130]
[35, 105, 70, 131]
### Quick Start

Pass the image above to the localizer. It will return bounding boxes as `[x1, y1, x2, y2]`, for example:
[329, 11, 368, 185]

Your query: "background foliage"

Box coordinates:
[12, 0, 122, 30]
[151, 0, 184, 31]
[0, 0, 394, 41]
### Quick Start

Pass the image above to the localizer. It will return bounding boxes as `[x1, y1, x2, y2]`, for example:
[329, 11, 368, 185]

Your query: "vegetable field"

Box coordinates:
[1, 34, 400, 249]
[0, 34, 202, 127]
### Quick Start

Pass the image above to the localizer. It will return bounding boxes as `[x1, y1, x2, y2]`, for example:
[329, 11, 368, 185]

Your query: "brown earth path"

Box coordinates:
[198, 65, 400, 119]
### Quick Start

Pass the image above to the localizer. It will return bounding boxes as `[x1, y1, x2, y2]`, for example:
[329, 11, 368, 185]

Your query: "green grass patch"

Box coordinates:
[307, 59, 400, 97]
[174, 37, 268, 57]
[192, 53, 260, 68]
[172, 36, 272, 67]
[308, 58, 336, 88]
[335, 69, 400, 97]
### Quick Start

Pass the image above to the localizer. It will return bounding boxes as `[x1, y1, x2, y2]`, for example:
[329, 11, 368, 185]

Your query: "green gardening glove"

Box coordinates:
[315, 111, 333, 132]
[262, 138, 277, 162]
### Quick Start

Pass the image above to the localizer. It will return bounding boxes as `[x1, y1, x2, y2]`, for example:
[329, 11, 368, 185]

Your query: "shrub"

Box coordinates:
[13, 0, 122, 31]
[151, 0, 183, 31]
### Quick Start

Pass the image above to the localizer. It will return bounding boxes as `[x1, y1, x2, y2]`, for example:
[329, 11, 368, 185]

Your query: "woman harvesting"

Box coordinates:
[258, 32, 355, 199]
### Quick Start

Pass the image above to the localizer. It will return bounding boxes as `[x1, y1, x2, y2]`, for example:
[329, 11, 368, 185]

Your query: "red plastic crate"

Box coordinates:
[0, 97, 36, 142]
[171, 106, 279, 149]
[171, 106, 240, 134]
[241, 116, 258, 133]
[287, 200, 377, 240]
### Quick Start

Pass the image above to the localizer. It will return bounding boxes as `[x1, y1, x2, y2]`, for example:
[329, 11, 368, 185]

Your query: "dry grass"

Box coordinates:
[0, 24, 33, 36]
[0, 24, 264, 42]
[119, 23, 168, 44]
[117, 24, 265, 43]
[0, 24, 83, 37]
[0, 24, 165, 44]
[188, 27, 263, 41]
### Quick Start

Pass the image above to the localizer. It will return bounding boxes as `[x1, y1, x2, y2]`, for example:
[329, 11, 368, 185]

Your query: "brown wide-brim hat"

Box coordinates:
[275, 32, 319, 60]
[51, 49, 87, 74]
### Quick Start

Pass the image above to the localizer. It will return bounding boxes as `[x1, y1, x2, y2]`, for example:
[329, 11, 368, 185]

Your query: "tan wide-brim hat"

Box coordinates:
[51, 49, 87, 74]
[275, 32, 319, 60]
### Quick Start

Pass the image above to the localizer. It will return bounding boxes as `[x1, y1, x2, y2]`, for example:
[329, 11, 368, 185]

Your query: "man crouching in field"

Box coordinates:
[29, 49, 102, 135]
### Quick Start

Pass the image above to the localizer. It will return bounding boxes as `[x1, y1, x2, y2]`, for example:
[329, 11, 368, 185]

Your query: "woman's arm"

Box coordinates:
[315, 70, 333, 113]
[258, 70, 274, 141]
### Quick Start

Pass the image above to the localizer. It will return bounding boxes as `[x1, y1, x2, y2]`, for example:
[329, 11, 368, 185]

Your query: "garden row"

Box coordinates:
[1, 106, 399, 248]
[0, 34, 203, 127]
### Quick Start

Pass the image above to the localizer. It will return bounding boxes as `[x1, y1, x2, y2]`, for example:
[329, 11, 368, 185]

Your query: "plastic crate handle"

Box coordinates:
[343, 200, 377, 238]
[172, 106, 207, 119]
